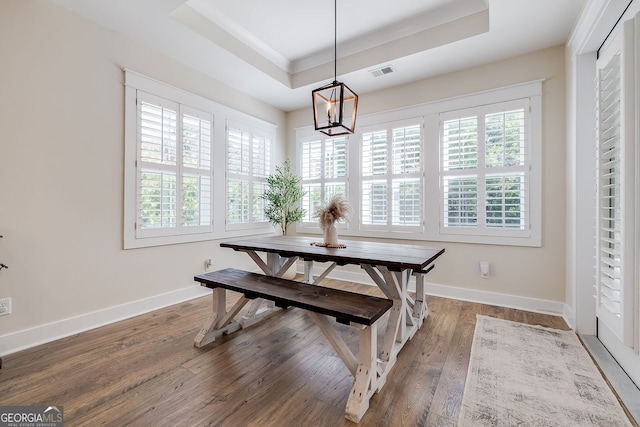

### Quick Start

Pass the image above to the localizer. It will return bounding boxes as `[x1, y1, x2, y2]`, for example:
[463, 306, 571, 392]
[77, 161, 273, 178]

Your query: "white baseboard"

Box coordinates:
[425, 282, 566, 316]
[315, 267, 568, 318]
[2, 268, 571, 358]
[562, 304, 576, 330]
[0, 285, 210, 357]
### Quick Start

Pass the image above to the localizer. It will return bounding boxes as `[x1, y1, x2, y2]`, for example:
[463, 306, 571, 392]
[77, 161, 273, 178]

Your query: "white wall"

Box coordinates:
[288, 46, 568, 315]
[0, 1, 570, 355]
[0, 0, 286, 353]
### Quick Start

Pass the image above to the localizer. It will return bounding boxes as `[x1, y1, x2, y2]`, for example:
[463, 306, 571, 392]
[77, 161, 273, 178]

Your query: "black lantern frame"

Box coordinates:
[312, 0, 358, 136]
[312, 80, 358, 136]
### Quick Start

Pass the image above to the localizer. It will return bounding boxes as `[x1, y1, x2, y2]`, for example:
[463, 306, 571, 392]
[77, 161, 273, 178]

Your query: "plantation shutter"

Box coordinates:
[392, 125, 421, 226]
[181, 106, 212, 231]
[226, 123, 272, 229]
[136, 92, 213, 237]
[362, 130, 388, 226]
[441, 116, 478, 227]
[361, 121, 423, 230]
[251, 135, 270, 223]
[595, 20, 636, 347]
[300, 137, 348, 224]
[227, 127, 250, 224]
[440, 100, 529, 236]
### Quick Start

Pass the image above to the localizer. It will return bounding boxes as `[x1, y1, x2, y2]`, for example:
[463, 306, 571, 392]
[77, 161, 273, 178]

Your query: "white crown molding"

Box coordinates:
[186, 0, 292, 72]
[178, 0, 489, 84]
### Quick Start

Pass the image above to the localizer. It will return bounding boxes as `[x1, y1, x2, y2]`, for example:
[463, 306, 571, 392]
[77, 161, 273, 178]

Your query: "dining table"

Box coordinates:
[194, 235, 445, 421]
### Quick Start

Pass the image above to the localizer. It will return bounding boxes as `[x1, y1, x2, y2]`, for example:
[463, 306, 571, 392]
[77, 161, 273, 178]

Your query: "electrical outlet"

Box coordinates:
[479, 261, 490, 279]
[0, 298, 11, 316]
[204, 259, 213, 271]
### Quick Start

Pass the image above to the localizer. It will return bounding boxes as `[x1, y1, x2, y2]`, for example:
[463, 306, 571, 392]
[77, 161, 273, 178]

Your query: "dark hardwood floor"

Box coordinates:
[0, 279, 572, 426]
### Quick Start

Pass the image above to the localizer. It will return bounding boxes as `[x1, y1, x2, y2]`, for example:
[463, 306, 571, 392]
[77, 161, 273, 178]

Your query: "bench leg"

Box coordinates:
[194, 289, 248, 347]
[240, 298, 282, 328]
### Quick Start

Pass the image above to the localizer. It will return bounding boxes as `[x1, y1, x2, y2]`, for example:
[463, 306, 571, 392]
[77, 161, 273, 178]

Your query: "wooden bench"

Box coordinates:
[193, 267, 393, 422]
[194, 267, 392, 326]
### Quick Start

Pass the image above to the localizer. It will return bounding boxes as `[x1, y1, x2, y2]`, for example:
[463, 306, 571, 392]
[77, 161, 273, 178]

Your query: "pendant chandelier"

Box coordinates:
[312, 0, 358, 136]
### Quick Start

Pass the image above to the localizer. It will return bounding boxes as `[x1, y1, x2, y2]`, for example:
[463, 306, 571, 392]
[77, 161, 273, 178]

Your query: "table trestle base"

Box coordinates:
[207, 237, 445, 423]
[308, 312, 385, 423]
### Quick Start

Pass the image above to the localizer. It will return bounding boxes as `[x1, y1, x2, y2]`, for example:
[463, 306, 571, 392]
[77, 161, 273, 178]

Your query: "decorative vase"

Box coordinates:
[323, 223, 338, 245]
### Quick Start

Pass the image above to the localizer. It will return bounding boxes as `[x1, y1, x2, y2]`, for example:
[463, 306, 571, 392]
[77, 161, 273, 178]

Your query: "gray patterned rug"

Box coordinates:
[458, 315, 632, 426]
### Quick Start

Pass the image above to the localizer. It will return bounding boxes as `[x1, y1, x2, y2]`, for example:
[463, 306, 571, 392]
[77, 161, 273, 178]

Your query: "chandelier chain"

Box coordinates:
[334, 0, 337, 82]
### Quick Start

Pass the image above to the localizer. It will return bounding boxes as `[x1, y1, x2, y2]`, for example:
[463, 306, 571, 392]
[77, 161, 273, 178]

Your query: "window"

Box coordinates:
[136, 92, 213, 238]
[299, 135, 348, 227]
[440, 99, 530, 238]
[226, 122, 272, 230]
[295, 80, 541, 246]
[361, 121, 423, 231]
[124, 70, 277, 248]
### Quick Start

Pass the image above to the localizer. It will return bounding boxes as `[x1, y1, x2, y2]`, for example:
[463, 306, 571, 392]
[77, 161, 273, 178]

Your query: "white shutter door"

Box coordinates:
[595, 19, 636, 348]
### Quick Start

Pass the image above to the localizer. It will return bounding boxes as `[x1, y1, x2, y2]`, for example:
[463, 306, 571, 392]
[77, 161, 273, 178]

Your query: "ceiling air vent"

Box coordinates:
[369, 65, 394, 77]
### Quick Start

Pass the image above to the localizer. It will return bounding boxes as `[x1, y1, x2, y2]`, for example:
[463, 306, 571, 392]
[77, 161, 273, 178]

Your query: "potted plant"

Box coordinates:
[261, 159, 306, 235]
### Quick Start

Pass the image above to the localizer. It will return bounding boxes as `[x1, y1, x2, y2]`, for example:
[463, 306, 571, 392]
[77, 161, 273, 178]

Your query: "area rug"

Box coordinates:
[457, 315, 632, 426]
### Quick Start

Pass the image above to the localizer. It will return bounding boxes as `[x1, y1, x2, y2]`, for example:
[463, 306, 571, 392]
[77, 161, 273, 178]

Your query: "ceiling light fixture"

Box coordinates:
[312, 0, 358, 136]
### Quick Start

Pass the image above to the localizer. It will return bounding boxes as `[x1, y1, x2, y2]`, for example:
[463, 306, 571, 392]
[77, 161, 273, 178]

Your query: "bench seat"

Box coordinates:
[194, 267, 392, 326]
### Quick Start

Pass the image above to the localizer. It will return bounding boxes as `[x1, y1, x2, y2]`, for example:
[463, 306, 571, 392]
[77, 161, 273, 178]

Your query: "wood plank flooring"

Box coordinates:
[0, 279, 572, 426]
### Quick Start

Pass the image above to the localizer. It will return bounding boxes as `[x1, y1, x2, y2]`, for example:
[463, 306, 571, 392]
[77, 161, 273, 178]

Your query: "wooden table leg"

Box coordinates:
[361, 265, 420, 377]
[413, 270, 429, 327]
[309, 312, 384, 423]
[345, 320, 383, 423]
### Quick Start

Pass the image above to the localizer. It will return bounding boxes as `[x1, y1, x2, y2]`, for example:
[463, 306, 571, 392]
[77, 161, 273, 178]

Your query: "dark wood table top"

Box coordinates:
[221, 235, 445, 272]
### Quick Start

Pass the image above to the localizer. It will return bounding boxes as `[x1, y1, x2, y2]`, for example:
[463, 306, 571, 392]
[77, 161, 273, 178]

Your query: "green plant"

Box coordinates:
[261, 159, 306, 235]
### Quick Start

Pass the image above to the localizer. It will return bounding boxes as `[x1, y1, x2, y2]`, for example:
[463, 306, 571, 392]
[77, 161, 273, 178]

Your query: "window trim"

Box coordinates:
[124, 70, 277, 249]
[295, 80, 542, 247]
[424, 83, 542, 246]
[438, 98, 532, 239]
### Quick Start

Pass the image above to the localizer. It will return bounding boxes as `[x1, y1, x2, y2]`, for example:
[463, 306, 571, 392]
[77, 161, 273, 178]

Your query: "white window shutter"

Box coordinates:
[225, 123, 272, 230]
[595, 20, 636, 347]
[440, 101, 529, 236]
[361, 122, 423, 230]
[136, 91, 213, 237]
[299, 137, 349, 226]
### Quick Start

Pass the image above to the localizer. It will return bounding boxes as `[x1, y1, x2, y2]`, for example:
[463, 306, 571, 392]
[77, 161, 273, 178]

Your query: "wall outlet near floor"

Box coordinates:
[204, 259, 213, 271]
[0, 297, 11, 316]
